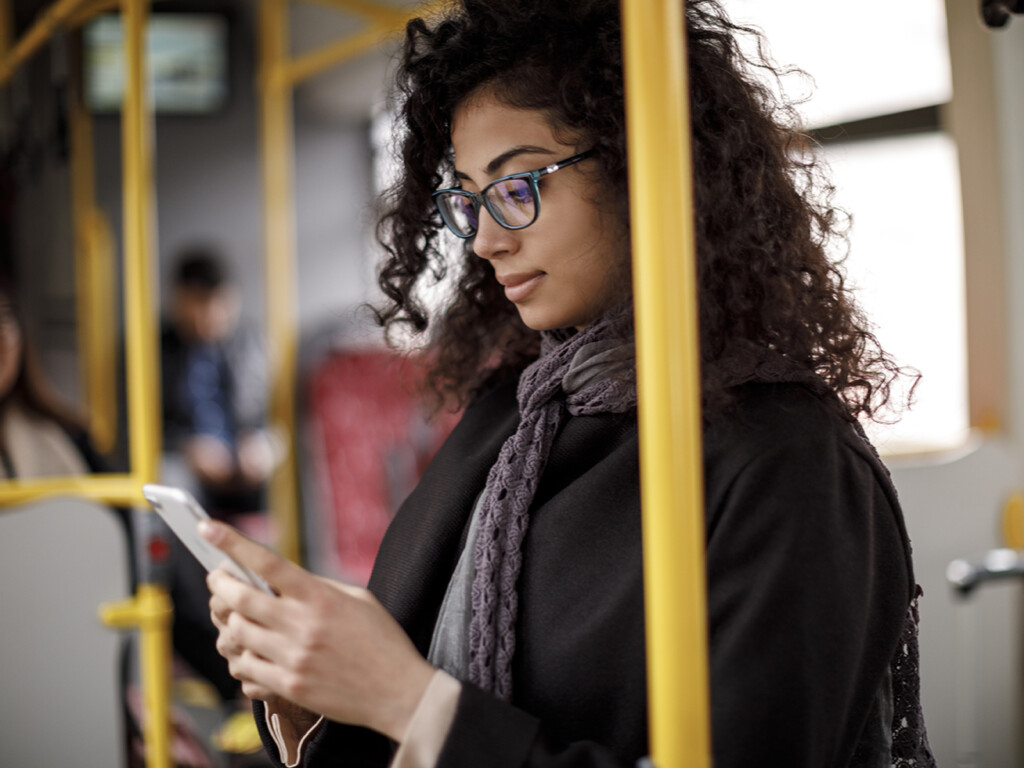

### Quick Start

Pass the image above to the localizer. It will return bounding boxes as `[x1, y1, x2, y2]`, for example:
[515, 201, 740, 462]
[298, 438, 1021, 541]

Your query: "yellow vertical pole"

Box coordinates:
[122, 1, 160, 484]
[121, 1, 173, 766]
[259, 0, 301, 563]
[69, 35, 117, 454]
[621, 2, 711, 768]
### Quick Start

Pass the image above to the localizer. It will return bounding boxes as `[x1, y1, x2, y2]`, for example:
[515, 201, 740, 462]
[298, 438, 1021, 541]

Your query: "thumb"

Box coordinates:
[199, 520, 302, 596]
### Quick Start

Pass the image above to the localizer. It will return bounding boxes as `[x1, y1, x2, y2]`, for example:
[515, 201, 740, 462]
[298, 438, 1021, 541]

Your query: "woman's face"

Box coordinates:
[0, 298, 22, 400]
[450, 92, 629, 331]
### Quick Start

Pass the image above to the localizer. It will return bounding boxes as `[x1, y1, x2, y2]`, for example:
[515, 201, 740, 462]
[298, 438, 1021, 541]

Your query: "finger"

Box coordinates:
[231, 650, 306, 708]
[207, 568, 280, 629]
[200, 521, 309, 596]
[209, 593, 232, 628]
[223, 610, 290, 667]
[224, 650, 276, 701]
[215, 628, 243, 660]
[213, 607, 249, 659]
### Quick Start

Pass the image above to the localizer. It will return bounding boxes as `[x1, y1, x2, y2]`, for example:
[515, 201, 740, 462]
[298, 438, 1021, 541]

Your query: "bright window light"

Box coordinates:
[825, 134, 969, 453]
[724, 0, 952, 127]
[721, 0, 966, 454]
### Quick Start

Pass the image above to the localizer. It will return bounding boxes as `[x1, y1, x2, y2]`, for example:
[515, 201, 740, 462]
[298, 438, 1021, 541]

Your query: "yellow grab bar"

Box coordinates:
[281, 0, 450, 84]
[121, 1, 173, 766]
[70, 51, 119, 455]
[0, 475, 143, 506]
[621, 1, 711, 766]
[300, 0, 406, 27]
[0, 0, 91, 85]
[121, 0, 161, 484]
[259, 0, 302, 563]
[101, 583, 174, 768]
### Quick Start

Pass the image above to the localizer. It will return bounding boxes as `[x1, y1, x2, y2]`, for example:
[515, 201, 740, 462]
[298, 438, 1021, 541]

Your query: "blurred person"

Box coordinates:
[0, 279, 104, 478]
[161, 248, 278, 517]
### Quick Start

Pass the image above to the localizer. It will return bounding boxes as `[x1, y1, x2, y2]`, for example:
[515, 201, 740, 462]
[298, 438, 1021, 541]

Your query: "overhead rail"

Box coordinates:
[621, 1, 711, 767]
[279, 0, 448, 85]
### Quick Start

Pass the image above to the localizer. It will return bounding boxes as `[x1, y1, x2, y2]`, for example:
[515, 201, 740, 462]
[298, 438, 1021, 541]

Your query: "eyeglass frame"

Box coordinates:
[432, 149, 596, 239]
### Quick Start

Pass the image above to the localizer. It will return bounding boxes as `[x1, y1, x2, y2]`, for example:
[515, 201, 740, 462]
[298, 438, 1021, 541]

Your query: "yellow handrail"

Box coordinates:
[622, 1, 711, 767]
[299, 0, 406, 27]
[278, 0, 449, 86]
[0, 0, 90, 85]
[0, 475, 141, 506]
[68, 0, 122, 28]
[70, 45, 119, 455]
[259, 0, 302, 563]
[121, 0, 160, 487]
[282, 23, 387, 85]
[121, 1, 173, 766]
[101, 583, 175, 768]
[80, 211, 119, 452]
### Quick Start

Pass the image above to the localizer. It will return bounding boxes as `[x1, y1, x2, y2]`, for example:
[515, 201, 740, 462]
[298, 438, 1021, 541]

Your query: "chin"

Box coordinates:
[518, 317, 558, 332]
[516, 308, 586, 332]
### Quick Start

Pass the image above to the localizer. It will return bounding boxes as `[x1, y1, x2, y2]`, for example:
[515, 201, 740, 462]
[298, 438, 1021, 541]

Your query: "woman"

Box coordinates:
[202, 1, 934, 766]
[0, 282, 104, 477]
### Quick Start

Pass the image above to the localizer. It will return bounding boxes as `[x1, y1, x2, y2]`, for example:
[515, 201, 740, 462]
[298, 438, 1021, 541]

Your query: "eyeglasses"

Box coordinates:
[432, 149, 595, 238]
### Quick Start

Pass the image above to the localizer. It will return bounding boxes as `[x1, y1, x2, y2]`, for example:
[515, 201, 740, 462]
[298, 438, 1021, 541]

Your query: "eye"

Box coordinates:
[493, 179, 532, 208]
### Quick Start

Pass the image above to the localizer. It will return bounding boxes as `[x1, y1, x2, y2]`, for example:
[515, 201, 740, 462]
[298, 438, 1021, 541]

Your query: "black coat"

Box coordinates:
[258, 376, 913, 767]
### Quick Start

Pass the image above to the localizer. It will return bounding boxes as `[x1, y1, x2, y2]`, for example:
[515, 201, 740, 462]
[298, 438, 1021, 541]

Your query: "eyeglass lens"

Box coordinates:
[489, 178, 535, 228]
[437, 194, 479, 236]
[438, 177, 537, 236]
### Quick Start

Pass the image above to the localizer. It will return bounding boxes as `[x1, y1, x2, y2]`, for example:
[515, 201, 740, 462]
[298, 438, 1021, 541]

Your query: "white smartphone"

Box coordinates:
[142, 483, 274, 594]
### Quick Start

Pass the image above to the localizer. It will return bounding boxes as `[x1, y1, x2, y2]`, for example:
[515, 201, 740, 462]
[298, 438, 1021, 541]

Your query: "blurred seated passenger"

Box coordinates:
[160, 248, 279, 518]
[0, 279, 104, 478]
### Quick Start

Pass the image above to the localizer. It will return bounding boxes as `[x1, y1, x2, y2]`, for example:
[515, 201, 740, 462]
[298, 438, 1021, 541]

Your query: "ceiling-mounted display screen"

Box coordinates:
[85, 13, 229, 114]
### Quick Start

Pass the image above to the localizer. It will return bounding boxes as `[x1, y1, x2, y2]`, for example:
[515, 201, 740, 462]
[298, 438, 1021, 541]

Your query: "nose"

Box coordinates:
[471, 205, 518, 262]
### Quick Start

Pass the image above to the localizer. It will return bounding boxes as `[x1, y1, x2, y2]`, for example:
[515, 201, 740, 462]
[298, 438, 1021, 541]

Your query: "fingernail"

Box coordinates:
[198, 521, 219, 542]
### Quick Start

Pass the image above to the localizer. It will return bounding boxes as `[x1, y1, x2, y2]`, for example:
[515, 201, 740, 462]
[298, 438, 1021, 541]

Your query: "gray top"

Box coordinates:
[427, 492, 485, 679]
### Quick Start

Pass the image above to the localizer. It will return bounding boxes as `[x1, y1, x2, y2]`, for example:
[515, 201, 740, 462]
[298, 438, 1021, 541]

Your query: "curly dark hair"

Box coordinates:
[374, 0, 912, 420]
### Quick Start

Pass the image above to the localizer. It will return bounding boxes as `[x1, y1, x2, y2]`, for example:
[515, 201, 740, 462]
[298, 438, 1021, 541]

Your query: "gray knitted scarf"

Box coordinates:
[467, 304, 637, 699]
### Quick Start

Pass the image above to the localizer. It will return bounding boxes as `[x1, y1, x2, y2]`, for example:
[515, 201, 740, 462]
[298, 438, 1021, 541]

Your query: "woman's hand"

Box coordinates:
[201, 521, 435, 741]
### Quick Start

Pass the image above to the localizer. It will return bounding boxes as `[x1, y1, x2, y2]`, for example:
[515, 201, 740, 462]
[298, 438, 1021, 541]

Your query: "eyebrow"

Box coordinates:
[454, 144, 557, 182]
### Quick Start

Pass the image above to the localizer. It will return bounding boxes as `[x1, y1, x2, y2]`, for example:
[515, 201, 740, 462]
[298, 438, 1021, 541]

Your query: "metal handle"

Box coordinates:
[946, 548, 1024, 595]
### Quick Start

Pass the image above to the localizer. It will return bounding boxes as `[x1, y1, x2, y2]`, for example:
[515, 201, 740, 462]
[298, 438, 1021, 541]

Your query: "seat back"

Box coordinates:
[305, 349, 458, 584]
[0, 497, 132, 767]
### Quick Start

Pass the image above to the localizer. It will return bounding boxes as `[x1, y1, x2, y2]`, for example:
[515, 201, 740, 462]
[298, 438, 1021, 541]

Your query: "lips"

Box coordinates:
[497, 271, 545, 303]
